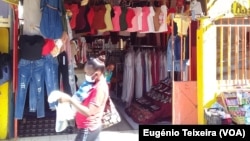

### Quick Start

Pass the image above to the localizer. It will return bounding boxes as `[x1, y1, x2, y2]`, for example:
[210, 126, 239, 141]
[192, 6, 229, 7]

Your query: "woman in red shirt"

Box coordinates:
[58, 56, 109, 141]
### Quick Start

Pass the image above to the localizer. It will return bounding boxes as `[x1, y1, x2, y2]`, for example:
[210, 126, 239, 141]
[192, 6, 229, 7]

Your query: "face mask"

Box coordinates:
[85, 74, 95, 83]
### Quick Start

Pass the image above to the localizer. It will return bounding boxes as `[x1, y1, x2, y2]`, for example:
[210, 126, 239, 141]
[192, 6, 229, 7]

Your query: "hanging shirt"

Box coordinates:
[147, 6, 155, 33]
[112, 6, 121, 31]
[153, 6, 162, 32]
[125, 7, 135, 29]
[75, 5, 87, 30]
[75, 5, 91, 34]
[19, 35, 45, 60]
[190, 0, 203, 19]
[23, 0, 42, 36]
[87, 7, 96, 35]
[173, 14, 191, 36]
[136, 7, 143, 31]
[98, 4, 114, 32]
[158, 5, 168, 33]
[40, 0, 64, 39]
[120, 6, 128, 31]
[42, 39, 55, 56]
[127, 8, 139, 32]
[140, 6, 150, 32]
[64, 3, 79, 30]
[92, 5, 106, 30]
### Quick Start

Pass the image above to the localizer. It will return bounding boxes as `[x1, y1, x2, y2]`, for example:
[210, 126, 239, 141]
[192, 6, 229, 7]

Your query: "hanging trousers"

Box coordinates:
[57, 51, 72, 95]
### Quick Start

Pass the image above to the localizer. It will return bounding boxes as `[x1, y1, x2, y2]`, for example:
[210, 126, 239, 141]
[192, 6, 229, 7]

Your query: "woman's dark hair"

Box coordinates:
[86, 55, 106, 73]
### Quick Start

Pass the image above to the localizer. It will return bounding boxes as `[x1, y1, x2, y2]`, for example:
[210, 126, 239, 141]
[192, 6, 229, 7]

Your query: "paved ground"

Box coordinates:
[3, 118, 139, 141]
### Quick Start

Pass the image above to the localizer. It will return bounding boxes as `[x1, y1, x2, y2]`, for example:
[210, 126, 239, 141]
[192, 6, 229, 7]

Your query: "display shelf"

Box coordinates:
[219, 90, 250, 124]
[125, 78, 172, 124]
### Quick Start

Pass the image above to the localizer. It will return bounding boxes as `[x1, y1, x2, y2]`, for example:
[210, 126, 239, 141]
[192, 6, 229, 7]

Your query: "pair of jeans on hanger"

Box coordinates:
[43, 54, 59, 110]
[15, 59, 45, 119]
[166, 35, 187, 72]
[15, 55, 59, 119]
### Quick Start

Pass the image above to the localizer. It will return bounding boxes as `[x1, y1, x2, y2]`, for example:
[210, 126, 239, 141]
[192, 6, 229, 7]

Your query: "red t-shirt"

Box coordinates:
[75, 78, 109, 131]
[42, 39, 55, 56]
[126, 8, 135, 29]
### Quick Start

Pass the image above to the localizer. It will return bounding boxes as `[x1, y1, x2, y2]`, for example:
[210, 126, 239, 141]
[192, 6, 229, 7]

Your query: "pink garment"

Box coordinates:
[126, 8, 138, 32]
[140, 7, 150, 32]
[136, 7, 143, 31]
[112, 6, 121, 31]
[126, 8, 135, 29]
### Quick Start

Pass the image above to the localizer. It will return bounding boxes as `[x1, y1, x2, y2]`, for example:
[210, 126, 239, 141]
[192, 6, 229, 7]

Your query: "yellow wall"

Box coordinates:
[197, 18, 218, 124]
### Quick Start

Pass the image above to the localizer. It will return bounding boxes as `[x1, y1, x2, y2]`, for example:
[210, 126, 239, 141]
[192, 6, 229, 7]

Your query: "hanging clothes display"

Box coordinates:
[121, 49, 135, 106]
[69, 4, 169, 35]
[122, 47, 168, 104]
[40, 0, 64, 39]
[166, 14, 191, 73]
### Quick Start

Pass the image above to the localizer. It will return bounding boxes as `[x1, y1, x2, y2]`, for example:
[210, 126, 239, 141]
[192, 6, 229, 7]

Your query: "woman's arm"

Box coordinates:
[59, 88, 106, 117]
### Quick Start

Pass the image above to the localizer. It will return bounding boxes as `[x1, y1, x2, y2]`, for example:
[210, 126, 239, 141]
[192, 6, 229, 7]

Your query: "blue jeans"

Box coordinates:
[75, 127, 101, 141]
[166, 36, 186, 72]
[15, 59, 45, 119]
[0, 65, 10, 85]
[174, 35, 181, 60]
[43, 55, 59, 109]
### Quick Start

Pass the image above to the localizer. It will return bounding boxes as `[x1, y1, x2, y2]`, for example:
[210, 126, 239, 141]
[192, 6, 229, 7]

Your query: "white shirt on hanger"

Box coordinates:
[158, 5, 168, 33]
[147, 6, 155, 33]
[190, 0, 203, 19]
[23, 0, 42, 36]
